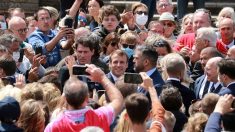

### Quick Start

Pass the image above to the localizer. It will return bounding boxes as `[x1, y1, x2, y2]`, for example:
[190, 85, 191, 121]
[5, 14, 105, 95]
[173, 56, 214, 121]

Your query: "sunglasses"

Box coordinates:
[153, 39, 168, 47]
[122, 44, 136, 49]
[163, 22, 174, 27]
[135, 11, 148, 15]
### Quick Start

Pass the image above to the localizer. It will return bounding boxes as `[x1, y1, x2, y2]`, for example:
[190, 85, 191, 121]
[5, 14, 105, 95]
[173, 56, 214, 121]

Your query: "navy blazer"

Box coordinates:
[106, 72, 115, 84]
[218, 82, 235, 96]
[194, 75, 209, 99]
[138, 69, 164, 95]
[150, 69, 165, 94]
[166, 79, 196, 115]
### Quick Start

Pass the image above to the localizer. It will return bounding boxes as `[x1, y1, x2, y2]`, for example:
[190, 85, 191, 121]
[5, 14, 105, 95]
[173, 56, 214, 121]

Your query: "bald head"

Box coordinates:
[63, 77, 89, 109]
[8, 16, 27, 41]
[226, 45, 235, 59]
[219, 18, 235, 44]
[200, 47, 223, 68]
[205, 57, 222, 82]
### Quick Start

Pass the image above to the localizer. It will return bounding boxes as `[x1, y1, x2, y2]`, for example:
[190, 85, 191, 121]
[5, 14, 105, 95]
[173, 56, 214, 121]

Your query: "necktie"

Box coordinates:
[210, 83, 215, 92]
[202, 81, 210, 98]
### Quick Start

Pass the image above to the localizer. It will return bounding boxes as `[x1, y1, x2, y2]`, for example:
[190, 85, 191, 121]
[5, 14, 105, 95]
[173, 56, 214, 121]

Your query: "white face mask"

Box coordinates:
[135, 14, 148, 26]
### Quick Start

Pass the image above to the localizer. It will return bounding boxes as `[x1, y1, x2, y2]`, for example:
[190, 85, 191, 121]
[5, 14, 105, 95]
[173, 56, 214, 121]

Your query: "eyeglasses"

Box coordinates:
[135, 11, 148, 15]
[122, 44, 136, 49]
[38, 17, 51, 22]
[153, 39, 168, 47]
[14, 28, 28, 34]
[162, 22, 174, 27]
[158, 3, 170, 8]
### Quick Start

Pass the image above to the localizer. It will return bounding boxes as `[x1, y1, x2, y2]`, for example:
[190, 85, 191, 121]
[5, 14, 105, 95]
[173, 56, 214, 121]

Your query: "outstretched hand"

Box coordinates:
[85, 64, 106, 83]
[214, 94, 235, 115]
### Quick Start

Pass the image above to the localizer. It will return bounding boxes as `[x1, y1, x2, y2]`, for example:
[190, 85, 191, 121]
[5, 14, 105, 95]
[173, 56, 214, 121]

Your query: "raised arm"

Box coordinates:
[140, 72, 165, 132]
[86, 64, 124, 116]
[69, 0, 83, 18]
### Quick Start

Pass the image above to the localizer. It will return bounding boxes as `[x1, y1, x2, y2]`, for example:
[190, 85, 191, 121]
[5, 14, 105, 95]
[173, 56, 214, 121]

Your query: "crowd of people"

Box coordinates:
[0, 0, 235, 131]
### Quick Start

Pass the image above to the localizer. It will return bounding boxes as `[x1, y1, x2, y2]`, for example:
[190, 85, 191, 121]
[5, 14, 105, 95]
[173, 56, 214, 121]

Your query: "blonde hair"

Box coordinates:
[42, 83, 61, 112]
[21, 82, 44, 102]
[17, 99, 45, 132]
[120, 31, 140, 45]
[180, 13, 193, 35]
[183, 113, 208, 132]
[114, 110, 131, 132]
[216, 7, 235, 27]
[0, 85, 22, 102]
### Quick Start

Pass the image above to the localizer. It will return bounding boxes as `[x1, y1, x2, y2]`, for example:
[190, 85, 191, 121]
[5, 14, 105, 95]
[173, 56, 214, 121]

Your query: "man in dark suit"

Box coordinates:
[164, 56, 195, 115]
[133, 45, 164, 94]
[193, 48, 224, 98]
[106, 50, 128, 84]
[218, 59, 235, 96]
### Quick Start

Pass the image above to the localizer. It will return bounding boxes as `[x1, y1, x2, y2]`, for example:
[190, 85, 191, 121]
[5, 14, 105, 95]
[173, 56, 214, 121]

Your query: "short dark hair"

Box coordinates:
[63, 77, 89, 109]
[222, 111, 235, 131]
[109, 50, 128, 64]
[34, 7, 51, 21]
[125, 93, 150, 124]
[160, 86, 183, 111]
[136, 45, 158, 66]
[0, 54, 16, 76]
[217, 59, 235, 79]
[73, 35, 95, 52]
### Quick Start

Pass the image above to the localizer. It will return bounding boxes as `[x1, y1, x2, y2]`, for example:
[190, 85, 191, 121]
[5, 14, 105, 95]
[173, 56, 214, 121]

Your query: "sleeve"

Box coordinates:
[204, 112, 222, 132]
[27, 34, 47, 54]
[174, 35, 185, 51]
[149, 98, 165, 132]
[94, 105, 115, 125]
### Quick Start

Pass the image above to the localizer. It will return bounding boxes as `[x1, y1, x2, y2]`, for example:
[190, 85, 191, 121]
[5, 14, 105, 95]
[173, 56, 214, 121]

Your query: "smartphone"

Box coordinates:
[124, 73, 143, 84]
[64, 17, 73, 28]
[72, 65, 89, 75]
[232, 99, 235, 108]
[18, 49, 24, 62]
[35, 46, 42, 55]
[97, 90, 106, 97]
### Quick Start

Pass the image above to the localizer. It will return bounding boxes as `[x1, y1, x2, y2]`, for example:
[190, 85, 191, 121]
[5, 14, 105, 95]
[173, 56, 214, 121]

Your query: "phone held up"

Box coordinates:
[64, 16, 73, 28]
[72, 65, 89, 75]
[124, 72, 143, 84]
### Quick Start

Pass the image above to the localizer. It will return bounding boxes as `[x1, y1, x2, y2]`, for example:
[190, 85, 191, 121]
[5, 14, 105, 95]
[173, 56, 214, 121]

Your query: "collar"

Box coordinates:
[213, 82, 221, 88]
[221, 39, 234, 49]
[36, 29, 54, 37]
[167, 77, 180, 82]
[146, 67, 157, 76]
[64, 107, 91, 122]
[227, 81, 235, 88]
[110, 72, 118, 82]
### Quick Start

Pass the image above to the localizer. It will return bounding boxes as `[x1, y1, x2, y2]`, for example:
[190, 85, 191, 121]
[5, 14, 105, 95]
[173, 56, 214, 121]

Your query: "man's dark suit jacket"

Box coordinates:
[166, 79, 196, 115]
[106, 72, 115, 84]
[194, 75, 207, 99]
[219, 82, 235, 96]
[138, 69, 165, 95]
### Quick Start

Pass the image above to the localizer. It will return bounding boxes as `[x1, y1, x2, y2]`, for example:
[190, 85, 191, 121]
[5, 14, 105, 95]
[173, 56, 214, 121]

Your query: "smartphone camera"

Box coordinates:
[35, 46, 42, 55]
[72, 65, 89, 75]
[64, 16, 73, 28]
[124, 72, 143, 84]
